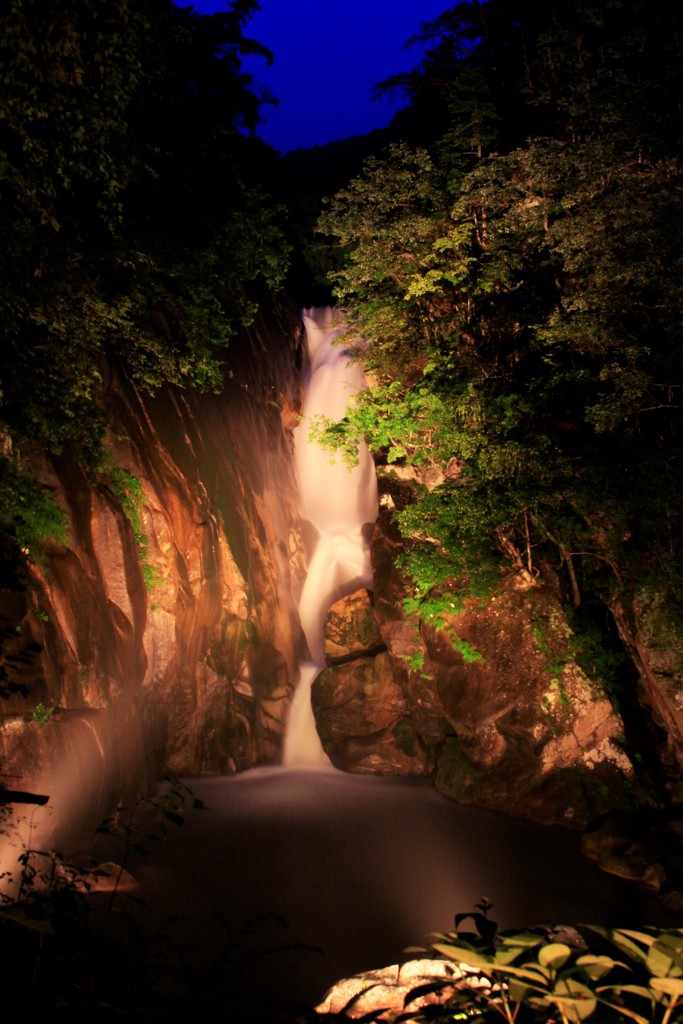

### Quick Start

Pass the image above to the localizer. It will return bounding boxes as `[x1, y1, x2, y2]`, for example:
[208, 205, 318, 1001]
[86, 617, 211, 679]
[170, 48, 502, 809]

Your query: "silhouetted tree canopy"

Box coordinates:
[315, 0, 683, 670]
[0, 0, 287, 463]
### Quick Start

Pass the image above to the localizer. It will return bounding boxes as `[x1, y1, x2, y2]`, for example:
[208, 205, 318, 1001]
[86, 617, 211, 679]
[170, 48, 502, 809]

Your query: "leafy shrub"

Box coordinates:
[32, 702, 54, 727]
[0, 457, 68, 560]
[390, 901, 683, 1024]
[0, 779, 205, 1018]
[105, 465, 161, 593]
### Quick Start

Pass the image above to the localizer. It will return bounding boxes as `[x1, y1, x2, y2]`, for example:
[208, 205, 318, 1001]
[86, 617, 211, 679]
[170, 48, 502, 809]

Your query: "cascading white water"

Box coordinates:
[283, 308, 378, 766]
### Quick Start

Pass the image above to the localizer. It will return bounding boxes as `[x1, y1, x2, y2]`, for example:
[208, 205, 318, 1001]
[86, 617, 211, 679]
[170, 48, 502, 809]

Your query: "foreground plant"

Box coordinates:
[388, 901, 683, 1024]
[0, 778, 205, 1018]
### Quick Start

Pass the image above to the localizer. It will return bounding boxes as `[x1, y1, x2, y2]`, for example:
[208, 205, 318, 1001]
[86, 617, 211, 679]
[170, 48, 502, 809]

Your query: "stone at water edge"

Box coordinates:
[56, 860, 138, 894]
[314, 958, 484, 1020]
[313, 651, 432, 774]
[582, 810, 683, 895]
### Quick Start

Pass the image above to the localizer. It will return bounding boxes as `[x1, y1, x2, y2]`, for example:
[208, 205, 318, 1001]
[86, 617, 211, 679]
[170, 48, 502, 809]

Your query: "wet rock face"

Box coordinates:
[0, 704, 152, 853]
[323, 589, 382, 660]
[424, 587, 641, 828]
[612, 591, 683, 778]
[313, 489, 645, 827]
[313, 589, 428, 774]
[0, 306, 304, 817]
[314, 650, 429, 774]
[581, 810, 683, 913]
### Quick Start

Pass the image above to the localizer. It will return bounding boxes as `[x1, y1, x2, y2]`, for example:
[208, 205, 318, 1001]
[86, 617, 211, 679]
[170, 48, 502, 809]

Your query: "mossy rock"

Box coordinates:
[324, 588, 381, 658]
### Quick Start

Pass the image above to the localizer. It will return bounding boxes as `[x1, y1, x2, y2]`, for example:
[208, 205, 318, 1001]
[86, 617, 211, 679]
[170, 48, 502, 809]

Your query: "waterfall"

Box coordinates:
[283, 308, 378, 766]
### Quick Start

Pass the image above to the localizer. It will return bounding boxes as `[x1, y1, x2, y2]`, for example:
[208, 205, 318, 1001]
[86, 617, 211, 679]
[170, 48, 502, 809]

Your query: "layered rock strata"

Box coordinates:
[313, 475, 653, 828]
[0, 303, 304, 848]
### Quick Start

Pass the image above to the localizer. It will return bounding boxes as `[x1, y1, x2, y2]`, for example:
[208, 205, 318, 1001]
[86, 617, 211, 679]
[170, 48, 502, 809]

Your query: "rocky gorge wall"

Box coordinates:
[0, 300, 306, 848]
[2, 300, 682, 855]
[312, 471, 683, 833]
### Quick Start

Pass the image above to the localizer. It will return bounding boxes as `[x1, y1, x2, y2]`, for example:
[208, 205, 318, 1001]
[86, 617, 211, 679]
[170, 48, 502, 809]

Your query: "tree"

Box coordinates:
[0, 0, 288, 463]
[316, 0, 683, 629]
[0, 0, 291, 554]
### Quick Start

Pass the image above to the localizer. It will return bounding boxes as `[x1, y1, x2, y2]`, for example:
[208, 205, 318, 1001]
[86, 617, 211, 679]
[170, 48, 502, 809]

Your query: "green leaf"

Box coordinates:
[597, 983, 655, 1005]
[646, 943, 677, 979]
[538, 942, 572, 970]
[601, 984, 653, 998]
[650, 977, 683, 997]
[593, 928, 650, 967]
[488, 963, 550, 985]
[0, 905, 56, 934]
[548, 978, 598, 1022]
[652, 934, 683, 975]
[576, 953, 624, 980]
[502, 932, 548, 949]
[508, 978, 534, 1004]
[596, 994, 651, 1024]
[495, 945, 533, 966]
[432, 943, 492, 969]
[618, 929, 657, 948]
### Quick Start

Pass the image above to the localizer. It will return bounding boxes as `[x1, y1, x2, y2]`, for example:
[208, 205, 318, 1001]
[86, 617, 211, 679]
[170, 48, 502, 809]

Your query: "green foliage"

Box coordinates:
[531, 619, 553, 659]
[532, 617, 570, 679]
[317, 143, 451, 377]
[402, 590, 484, 668]
[634, 587, 683, 664]
[0, 0, 289, 471]
[107, 468, 144, 542]
[0, 455, 68, 559]
[452, 637, 484, 665]
[31, 701, 54, 727]
[309, 379, 453, 469]
[96, 777, 205, 860]
[0, 0, 293, 576]
[540, 680, 572, 737]
[315, 0, 683, 633]
[105, 465, 161, 592]
[393, 902, 683, 1023]
[402, 648, 433, 681]
[568, 614, 629, 707]
[394, 479, 508, 616]
[403, 649, 426, 672]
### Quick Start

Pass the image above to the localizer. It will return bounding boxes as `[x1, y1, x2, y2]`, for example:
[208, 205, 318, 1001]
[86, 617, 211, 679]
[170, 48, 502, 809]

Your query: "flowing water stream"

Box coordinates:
[284, 307, 378, 766]
[124, 309, 656, 1020]
[0, 309, 662, 1021]
[127, 770, 656, 1022]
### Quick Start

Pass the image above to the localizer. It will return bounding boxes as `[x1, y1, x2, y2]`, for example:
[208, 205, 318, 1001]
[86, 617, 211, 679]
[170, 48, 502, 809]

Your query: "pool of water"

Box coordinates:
[118, 768, 657, 1021]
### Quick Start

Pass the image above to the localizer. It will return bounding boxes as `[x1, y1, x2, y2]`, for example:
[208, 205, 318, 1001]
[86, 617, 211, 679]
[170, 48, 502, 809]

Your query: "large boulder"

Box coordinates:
[315, 959, 468, 1021]
[314, 651, 430, 774]
[313, 587, 430, 773]
[358, 481, 646, 827]
[611, 589, 683, 779]
[323, 588, 383, 660]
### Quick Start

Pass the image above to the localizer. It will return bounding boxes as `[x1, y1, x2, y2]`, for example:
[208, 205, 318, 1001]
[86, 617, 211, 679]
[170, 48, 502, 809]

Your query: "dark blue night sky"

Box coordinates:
[186, 0, 451, 152]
